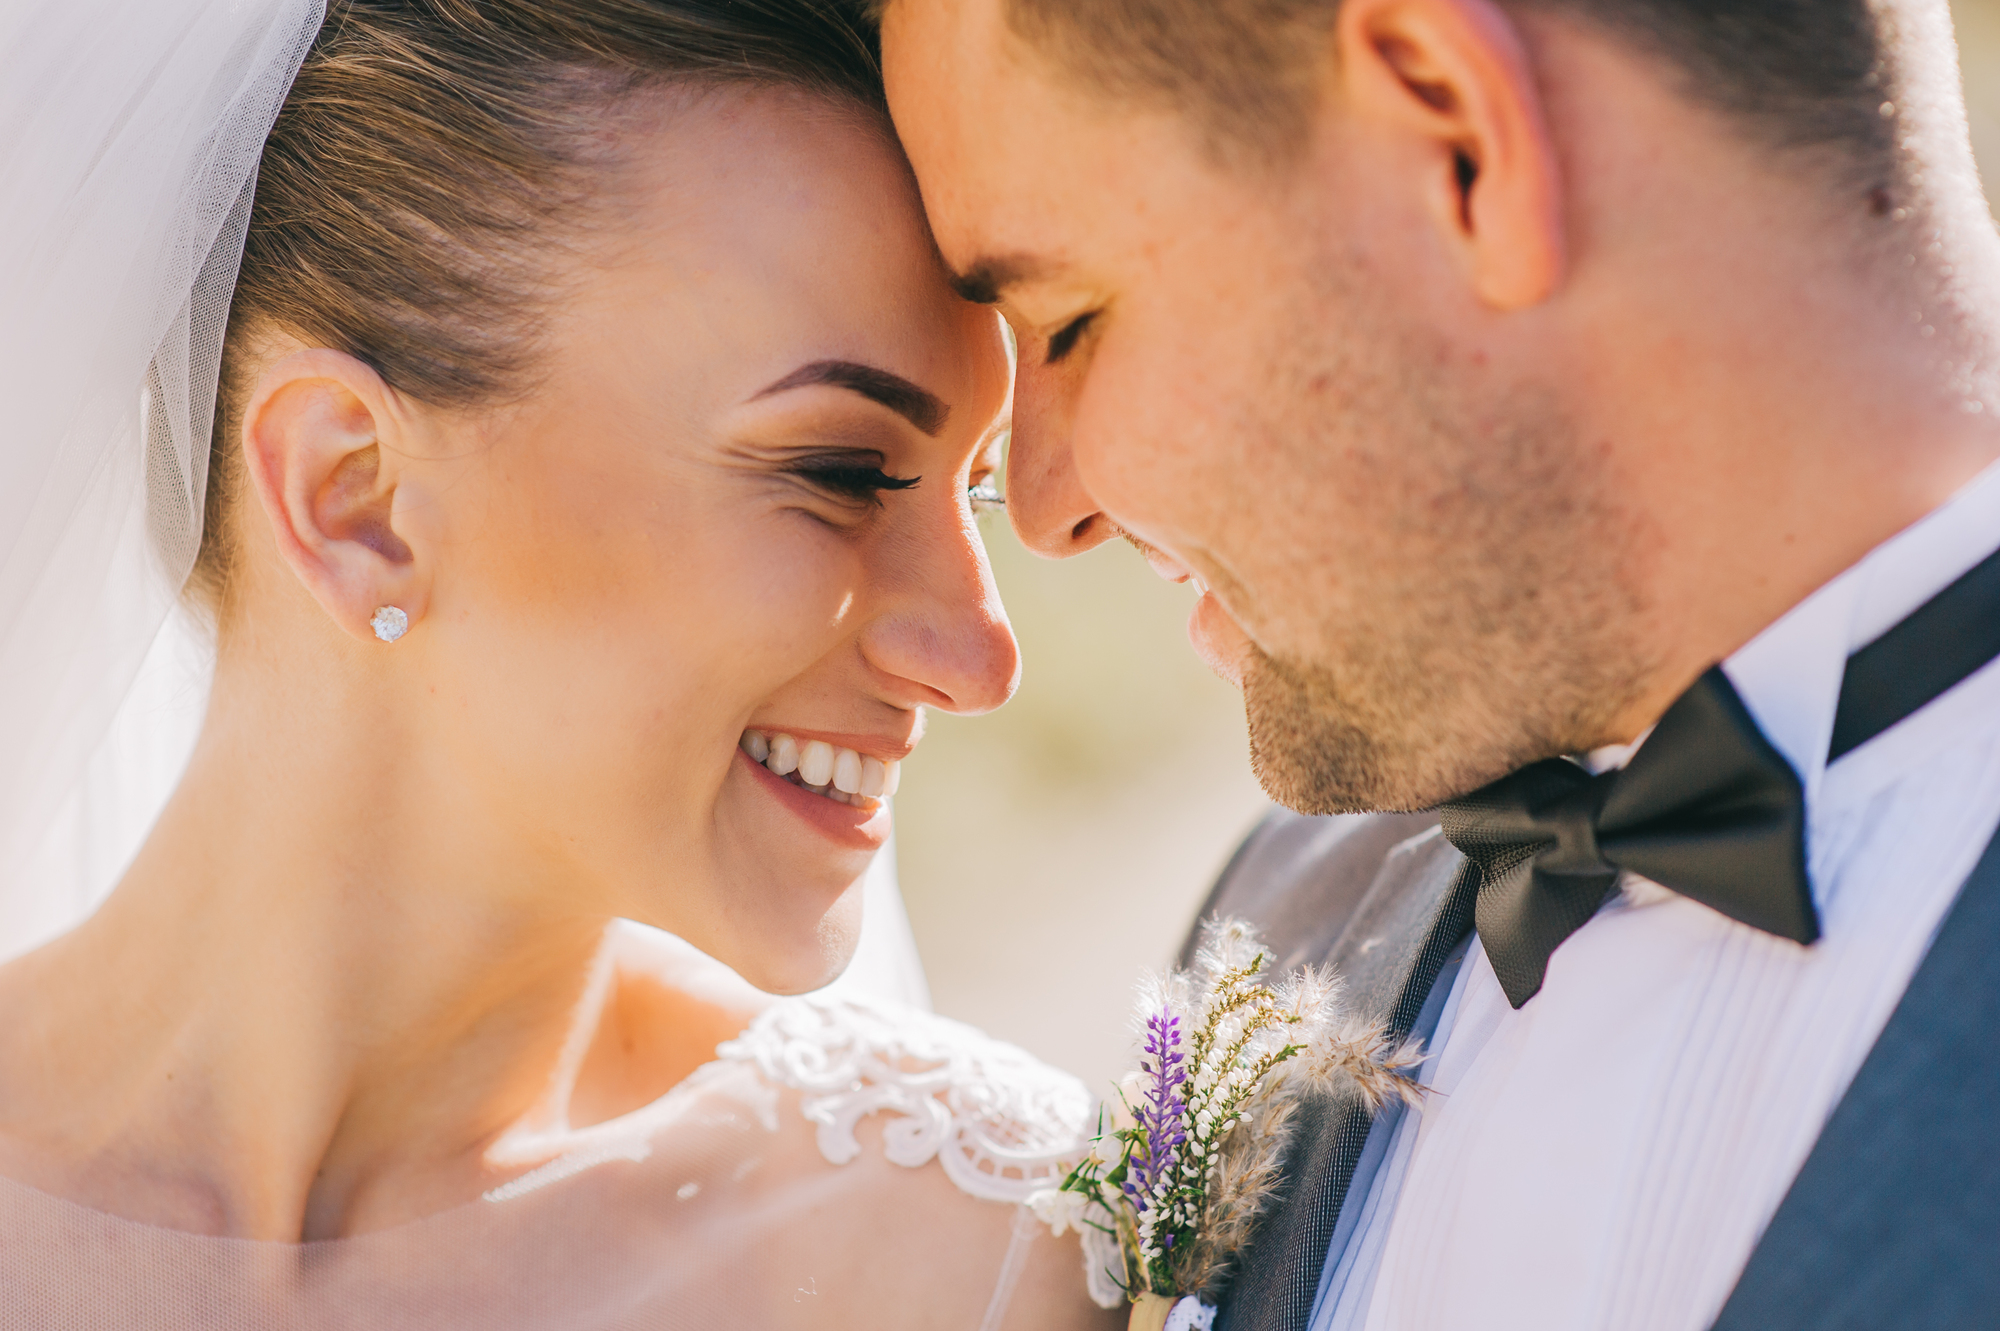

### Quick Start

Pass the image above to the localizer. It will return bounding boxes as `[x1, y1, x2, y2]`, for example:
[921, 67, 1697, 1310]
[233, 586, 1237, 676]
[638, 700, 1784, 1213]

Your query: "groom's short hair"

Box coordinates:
[1003, 0, 1895, 179]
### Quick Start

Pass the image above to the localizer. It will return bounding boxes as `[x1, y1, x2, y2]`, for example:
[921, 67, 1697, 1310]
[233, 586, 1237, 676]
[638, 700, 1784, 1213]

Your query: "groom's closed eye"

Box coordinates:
[943, 255, 1098, 366]
[1044, 312, 1096, 364]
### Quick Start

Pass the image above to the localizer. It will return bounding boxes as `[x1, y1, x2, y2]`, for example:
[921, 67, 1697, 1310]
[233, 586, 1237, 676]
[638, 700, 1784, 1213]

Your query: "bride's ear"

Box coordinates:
[240, 348, 430, 644]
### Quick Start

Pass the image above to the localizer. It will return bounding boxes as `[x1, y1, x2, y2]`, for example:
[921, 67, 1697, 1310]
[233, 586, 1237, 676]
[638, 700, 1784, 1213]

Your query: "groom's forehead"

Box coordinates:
[883, 0, 1321, 170]
[885, 0, 1213, 287]
[883, 2, 1082, 276]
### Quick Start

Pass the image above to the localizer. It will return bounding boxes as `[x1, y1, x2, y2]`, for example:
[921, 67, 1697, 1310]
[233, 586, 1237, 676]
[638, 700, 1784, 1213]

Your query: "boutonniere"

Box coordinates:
[1029, 919, 1428, 1331]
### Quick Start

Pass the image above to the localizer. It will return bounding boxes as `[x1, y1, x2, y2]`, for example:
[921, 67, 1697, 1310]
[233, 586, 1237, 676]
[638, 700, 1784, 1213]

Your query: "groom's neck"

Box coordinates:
[1521, 13, 2000, 746]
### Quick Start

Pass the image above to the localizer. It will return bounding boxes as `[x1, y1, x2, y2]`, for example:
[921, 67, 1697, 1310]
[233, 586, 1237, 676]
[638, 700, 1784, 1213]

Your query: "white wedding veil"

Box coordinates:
[0, 0, 325, 957]
[0, 0, 929, 1006]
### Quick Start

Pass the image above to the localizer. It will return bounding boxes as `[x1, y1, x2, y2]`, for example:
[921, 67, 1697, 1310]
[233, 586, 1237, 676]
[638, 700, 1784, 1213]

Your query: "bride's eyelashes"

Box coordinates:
[1044, 311, 1098, 365]
[786, 461, 1003, 520]
[781, 457, 922, 506]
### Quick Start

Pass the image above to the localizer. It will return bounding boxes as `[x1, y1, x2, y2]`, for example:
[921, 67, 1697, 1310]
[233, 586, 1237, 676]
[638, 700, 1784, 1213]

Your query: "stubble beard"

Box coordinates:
[1234, 272, 1660, 815]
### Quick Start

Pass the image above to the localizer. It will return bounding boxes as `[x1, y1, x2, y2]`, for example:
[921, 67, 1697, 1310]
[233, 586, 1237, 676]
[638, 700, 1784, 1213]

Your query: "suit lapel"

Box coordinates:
[1711, 820, 2000, 1330]
[1217, 825, 1471, 1331]
[1209, 806, 2000, 1331]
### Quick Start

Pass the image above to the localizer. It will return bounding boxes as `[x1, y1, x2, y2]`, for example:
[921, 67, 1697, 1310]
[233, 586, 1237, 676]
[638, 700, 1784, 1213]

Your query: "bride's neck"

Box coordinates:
[0, 651, 618, 1241]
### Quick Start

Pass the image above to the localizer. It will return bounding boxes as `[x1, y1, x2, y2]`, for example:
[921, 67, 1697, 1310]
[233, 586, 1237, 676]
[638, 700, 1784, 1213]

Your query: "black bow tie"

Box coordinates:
[1442, 538, 2000, 1008]
[1441, 670, 1810, 1007]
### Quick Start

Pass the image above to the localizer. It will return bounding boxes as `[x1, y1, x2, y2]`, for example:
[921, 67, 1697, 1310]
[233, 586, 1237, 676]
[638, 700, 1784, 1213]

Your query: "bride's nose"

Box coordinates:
[858, 515, 1020, 716]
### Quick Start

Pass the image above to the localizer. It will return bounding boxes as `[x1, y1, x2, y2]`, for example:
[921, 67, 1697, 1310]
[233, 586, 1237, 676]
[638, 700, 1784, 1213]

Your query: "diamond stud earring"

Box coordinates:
[370, 605, 409, 643]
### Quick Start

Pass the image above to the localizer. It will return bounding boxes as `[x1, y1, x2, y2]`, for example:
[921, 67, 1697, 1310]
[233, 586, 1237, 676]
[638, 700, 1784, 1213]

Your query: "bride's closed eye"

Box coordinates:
[782, 455, 922, 506]
[785, 456, 1003, 518]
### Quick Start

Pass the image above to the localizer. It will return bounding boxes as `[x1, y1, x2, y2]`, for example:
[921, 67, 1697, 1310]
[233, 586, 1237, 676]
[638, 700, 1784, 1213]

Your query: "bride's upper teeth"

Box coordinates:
[798, 740, 834, 788]
[741, 731, 899, 803]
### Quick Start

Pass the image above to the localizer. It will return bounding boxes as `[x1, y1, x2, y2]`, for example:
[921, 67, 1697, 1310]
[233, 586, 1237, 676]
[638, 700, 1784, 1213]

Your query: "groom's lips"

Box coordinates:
[1126, 534, 1191, 587]
[1124, 533, 1251, 688]
[740, 749, 892, 851]
[1188, 592, 1249, 688]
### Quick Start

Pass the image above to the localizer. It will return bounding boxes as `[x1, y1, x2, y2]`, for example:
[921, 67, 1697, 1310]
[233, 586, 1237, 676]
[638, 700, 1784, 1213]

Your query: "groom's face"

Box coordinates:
[883, 0, 1650, 812]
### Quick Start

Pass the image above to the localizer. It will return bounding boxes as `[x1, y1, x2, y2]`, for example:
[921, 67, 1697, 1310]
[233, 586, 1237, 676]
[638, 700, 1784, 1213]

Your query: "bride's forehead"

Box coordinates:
[612, 92, 931, 278]
[567, 98, 1003, 420]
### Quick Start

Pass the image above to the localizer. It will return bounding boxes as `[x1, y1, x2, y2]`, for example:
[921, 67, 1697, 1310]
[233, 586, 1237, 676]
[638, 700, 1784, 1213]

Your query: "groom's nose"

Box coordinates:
[1005, 365, 1119, 560]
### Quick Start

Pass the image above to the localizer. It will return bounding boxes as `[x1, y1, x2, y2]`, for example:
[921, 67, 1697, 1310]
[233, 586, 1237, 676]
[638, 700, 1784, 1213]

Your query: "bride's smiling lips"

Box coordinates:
[735, 728, 905, 851]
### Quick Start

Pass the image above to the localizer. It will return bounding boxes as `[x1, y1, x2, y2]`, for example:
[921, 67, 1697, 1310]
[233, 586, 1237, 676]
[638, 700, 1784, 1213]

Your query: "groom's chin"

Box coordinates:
[1243, 647, 1453, 816]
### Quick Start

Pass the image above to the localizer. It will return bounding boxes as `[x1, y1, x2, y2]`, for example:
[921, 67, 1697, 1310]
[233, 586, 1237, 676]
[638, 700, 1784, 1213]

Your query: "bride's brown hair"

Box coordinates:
[192, 0, 883, 612]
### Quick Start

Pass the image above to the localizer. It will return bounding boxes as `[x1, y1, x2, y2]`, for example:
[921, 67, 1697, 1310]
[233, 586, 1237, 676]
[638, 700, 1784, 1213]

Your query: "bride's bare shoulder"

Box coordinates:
[706, 991, 1122, 1329]
[552, 977, 1119, 1329]
[593, 923, 1098, 1207]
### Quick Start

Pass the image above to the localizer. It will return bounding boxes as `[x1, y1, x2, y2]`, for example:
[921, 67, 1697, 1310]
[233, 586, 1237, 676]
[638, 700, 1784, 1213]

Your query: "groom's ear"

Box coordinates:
[240, 348, 431, 644]
[1335, 0, 1565, 310]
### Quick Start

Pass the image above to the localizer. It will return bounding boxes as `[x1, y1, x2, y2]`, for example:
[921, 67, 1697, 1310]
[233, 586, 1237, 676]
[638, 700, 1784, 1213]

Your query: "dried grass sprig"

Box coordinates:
[1029, 918, 1430, 1314]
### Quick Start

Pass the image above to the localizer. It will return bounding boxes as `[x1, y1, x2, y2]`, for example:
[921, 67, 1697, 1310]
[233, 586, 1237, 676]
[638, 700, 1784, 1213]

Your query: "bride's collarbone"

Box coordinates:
[567, 948, 770, 1129]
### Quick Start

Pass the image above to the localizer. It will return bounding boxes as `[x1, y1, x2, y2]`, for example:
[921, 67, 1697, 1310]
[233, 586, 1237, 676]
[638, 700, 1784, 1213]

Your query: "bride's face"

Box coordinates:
[254, 93, 1015, 992]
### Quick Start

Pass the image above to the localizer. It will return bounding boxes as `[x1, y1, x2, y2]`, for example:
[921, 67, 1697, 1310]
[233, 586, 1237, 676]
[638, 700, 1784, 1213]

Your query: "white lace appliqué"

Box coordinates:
[717, 994, 1094, 1203]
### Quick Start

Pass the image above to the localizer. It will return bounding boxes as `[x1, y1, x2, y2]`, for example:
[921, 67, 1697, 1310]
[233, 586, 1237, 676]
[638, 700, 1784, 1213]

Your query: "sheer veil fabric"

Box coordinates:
[0, 0, 323, 954]
[0, 987, 1102, 1329]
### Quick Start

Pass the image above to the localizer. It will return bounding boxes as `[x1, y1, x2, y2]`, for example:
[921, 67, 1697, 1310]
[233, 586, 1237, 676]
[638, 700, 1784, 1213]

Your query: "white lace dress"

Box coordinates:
[0, 994, 1120, 1330]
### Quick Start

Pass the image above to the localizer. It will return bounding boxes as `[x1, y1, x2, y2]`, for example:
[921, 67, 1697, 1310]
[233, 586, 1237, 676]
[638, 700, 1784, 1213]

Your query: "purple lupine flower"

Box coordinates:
[1125, 1008, 1190, 1217]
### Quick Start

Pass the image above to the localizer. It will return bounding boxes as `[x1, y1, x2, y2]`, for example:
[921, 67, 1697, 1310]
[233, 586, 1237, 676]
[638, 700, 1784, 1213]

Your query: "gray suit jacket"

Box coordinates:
[1192, 808, 2000, 1331]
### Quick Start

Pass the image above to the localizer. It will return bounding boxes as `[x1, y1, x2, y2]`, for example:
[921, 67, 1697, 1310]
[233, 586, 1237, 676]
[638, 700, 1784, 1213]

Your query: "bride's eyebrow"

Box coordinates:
[750, 360, 949, 437]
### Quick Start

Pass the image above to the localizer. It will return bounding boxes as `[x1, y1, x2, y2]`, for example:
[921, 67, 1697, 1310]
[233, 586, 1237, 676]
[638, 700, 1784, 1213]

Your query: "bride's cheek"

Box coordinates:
[732, 522, 870, 650]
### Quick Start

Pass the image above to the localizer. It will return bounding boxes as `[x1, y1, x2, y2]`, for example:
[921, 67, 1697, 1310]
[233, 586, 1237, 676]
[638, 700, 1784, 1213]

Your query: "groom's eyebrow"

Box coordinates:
[949, 255, 1048, 306]
[753, 360, 950, 436]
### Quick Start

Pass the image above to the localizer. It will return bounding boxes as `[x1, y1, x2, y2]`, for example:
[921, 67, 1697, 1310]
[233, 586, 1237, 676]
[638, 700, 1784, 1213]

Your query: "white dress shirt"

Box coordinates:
[1310, 459, 2000, 1331]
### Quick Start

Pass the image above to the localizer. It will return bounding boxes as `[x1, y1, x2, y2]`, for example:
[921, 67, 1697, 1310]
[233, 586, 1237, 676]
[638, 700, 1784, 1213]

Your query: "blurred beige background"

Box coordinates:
[893, 2, 2000, 1094]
